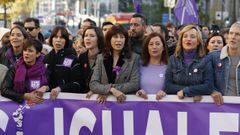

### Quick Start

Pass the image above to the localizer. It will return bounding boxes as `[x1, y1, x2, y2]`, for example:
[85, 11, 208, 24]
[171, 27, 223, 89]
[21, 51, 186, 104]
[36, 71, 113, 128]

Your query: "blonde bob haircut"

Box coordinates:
[174, 24, 205, 58]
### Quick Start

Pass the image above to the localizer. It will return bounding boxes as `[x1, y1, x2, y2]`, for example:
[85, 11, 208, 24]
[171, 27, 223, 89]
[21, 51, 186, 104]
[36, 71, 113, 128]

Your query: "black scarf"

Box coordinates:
[103, 55, 125, 83]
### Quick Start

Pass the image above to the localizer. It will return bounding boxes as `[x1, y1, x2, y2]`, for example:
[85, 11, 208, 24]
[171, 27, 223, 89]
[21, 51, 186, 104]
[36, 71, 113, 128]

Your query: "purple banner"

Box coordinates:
[0, 94, 240, 135]
[174, 0, 199, 25]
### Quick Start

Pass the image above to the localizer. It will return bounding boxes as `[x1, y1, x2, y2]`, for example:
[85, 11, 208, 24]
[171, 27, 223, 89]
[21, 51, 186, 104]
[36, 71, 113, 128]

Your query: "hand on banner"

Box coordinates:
[86, 91, 94, 99]
[156, 90, 166, 100]
[211, 90, 224, 105]
[37, 85, 49, 93]
[110, 87, 126, 103]
[24, 91, 44, 104]
[50, 87, 61, 100]
[97, 95, 108, 104]
[177, 90, 184, 99]
[136, 89, 148, 99]
[193, 96, 202, 102]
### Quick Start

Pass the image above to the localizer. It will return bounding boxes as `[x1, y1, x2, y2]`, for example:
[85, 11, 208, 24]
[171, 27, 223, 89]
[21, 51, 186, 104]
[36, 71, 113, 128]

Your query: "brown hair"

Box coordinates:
[23, 38, 43, 53]
[10, 25, 29, 39]
[141, 32, 168, 66]
[205, 32, 226, 53]
[49, 26, 70, 48]
[174, 24, 205, 58]
[82, 26, 104, 51]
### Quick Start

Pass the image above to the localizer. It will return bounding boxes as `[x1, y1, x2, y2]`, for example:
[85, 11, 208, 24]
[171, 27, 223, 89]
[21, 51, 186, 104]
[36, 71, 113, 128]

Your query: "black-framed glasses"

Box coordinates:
[24, 27, 35, 31]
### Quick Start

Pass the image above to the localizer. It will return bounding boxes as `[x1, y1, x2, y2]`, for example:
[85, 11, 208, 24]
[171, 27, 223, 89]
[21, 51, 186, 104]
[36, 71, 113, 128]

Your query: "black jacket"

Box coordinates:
[44, 48, 85, 93]
[0, 47, 22, 68]
[78, 51, 96, 93]
[1, 67, 25, 103]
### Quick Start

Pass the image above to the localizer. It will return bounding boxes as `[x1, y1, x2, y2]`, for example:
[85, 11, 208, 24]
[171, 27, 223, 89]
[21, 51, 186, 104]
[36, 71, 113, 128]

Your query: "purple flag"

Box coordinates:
[132, 0, 142, 13]
[174, 0, 199, 25]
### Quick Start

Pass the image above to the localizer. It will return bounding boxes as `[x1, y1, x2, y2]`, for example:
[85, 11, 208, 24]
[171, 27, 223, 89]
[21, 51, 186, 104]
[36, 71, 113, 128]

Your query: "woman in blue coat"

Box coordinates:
[165, 24, 214, 101]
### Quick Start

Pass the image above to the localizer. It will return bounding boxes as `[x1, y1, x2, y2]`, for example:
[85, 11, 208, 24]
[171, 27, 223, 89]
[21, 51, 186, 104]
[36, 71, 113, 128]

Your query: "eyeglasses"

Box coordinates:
[24, 27, 35, 31]
[129, 23, 140, 27]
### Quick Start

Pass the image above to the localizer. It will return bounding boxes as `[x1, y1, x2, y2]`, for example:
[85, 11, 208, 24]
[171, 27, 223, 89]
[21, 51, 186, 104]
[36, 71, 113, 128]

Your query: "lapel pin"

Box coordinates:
[218, 63, 222, 67]
[193, 68, 198, 73]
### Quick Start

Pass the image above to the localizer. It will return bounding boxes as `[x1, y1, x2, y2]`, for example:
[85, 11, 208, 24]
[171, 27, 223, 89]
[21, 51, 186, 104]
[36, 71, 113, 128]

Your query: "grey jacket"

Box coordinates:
[208, 45, 240, 95]
[89, 53, 140, 95]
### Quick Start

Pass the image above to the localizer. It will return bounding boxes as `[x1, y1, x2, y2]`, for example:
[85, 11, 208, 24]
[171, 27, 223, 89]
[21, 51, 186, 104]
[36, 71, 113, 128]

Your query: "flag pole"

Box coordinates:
[169, 7, 172, 22]
[180, 0, 186, 25]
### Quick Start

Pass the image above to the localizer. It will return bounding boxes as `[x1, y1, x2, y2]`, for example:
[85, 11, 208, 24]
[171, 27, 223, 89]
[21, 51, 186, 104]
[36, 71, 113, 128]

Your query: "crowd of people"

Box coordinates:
[0, 13, 239, 106]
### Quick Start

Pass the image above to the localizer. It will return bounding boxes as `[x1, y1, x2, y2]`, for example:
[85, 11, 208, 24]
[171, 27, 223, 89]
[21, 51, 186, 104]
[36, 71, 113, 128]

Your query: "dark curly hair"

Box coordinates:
[103, 24, 131, 59]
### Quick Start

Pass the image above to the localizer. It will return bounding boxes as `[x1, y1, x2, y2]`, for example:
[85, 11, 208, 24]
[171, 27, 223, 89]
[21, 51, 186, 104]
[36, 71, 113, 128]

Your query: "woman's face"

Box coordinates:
[84, 29, 98, 50]
[23, 46, 40, 66]
[73, 43, 86, 56]
[111, 33, 125, 53]
[207, 36, 224, 52]
[10, 28, 24, 50]
[52, 30, 66, 53]
[182, 28, 198, 52]
[148, 36, 164, 58]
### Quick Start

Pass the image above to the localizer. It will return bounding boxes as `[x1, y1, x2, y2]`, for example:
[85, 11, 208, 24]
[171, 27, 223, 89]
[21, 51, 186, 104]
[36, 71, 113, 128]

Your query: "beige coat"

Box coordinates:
[89, 53, 140, 95]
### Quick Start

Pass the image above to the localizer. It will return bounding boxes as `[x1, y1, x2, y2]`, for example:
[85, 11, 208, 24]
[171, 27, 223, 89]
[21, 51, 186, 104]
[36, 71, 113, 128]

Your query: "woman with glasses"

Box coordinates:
[44, 26, 85, 99]
[165, 24, 214, 101]
[89, 25, 140, 103]
[1, 39, 48, 103]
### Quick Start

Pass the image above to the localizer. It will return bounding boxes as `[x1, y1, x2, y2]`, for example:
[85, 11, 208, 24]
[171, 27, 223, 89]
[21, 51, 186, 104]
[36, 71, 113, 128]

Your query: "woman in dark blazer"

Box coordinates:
[78, 26, 104, 93]
[89, 25, 140, 103]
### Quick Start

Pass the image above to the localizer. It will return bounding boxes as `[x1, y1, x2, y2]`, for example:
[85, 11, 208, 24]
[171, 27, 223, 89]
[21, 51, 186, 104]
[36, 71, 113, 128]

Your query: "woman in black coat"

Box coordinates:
[44, 26, 85, 99]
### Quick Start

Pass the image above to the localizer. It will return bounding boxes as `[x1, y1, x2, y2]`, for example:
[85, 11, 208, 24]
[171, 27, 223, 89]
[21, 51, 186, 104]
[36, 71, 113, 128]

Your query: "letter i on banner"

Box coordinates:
[178, 112, 187, 135]
[124, 111, 134, 135]
[54, 108, 64, 135]
[102, 110, 112, 135]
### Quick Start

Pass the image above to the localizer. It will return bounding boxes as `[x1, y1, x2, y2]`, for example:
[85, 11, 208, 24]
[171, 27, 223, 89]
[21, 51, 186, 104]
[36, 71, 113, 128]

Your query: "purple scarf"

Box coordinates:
[6, 48, 16, 65]
[183, 49, 197, 66]
[14, 55, 48, 93]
